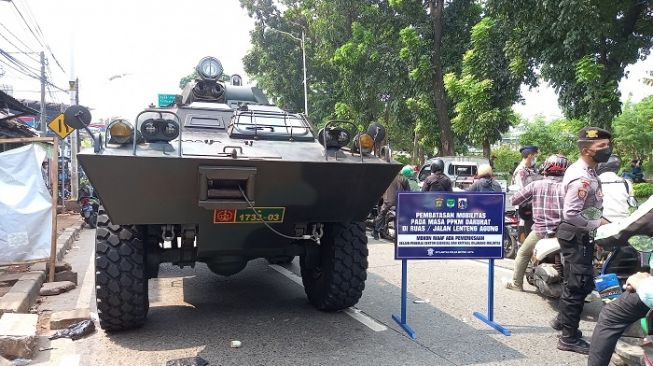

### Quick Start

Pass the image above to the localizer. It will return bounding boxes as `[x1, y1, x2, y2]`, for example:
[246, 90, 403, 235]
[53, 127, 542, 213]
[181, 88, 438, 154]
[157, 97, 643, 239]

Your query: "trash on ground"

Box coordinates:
[230, 340, 242, 348]
[413, 299, 430, 304]
[48, 320, 95, 341]
[166, 356, 209, 366]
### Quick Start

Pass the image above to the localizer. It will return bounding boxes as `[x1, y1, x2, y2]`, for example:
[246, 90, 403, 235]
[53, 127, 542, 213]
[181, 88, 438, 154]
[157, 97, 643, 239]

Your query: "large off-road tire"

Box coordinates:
[95, 207, 149, 331]
[300, 222, 368, 311]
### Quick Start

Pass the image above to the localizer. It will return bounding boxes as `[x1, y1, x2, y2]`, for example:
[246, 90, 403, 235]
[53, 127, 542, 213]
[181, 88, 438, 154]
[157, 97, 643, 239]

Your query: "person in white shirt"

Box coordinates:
[597, 155, 635, 223]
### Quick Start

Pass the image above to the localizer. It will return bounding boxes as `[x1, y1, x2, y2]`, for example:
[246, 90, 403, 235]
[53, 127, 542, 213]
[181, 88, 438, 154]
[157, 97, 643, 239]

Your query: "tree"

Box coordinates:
[519, 116, 586, 161]
[444, 17, 529, 158]
[612, 96, 653, 162]
[488, 0, 653, 129]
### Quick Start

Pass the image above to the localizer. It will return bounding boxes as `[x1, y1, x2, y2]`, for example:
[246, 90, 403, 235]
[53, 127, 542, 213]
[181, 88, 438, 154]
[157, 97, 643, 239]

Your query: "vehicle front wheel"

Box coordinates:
[95, 206, 149, 331]
[300, 222, 368, 311]
[503, 231, 517, 259]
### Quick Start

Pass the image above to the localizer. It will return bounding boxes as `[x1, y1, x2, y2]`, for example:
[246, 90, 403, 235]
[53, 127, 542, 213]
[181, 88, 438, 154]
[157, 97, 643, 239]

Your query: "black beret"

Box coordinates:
[578, 127, 612, 141]
[519, 145, 539, 154]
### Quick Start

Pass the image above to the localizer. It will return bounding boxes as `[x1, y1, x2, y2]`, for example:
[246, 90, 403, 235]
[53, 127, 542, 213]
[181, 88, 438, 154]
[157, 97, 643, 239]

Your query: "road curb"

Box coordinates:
[0, 222, 83, 315]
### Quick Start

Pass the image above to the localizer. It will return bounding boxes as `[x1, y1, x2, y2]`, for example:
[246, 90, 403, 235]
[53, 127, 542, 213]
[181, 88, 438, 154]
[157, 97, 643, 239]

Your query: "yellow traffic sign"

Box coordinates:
[47, 113, 75, 139]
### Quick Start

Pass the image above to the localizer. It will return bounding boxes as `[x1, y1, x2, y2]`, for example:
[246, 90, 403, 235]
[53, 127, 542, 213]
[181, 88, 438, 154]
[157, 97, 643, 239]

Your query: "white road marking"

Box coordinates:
[75, 243, 96, 310]
[59, 354, 80, 366]
[268, 264, 388, 332]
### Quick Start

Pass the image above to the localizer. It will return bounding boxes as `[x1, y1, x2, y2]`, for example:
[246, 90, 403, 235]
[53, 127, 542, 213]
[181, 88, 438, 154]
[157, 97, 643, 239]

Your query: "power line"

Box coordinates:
[0, 22, 39, 62]
[15, 0, 66, 74]
[10, 1, 46, 51]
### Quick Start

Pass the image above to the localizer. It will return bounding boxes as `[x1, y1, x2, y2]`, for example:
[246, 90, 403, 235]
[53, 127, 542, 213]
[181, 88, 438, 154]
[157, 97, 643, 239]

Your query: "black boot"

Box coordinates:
[372, 231, 380, 240]
[557, 337, 590, 355]
[550, 317, 562, 331]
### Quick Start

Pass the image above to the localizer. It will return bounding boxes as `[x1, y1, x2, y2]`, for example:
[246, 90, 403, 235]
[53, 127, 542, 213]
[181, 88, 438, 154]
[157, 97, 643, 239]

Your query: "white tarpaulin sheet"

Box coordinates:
[0, 144, 52, 264]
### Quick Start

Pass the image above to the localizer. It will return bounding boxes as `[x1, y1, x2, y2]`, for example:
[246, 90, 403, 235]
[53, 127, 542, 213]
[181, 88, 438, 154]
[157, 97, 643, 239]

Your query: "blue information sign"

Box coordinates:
[392, 191, 511, 339]
[158, 93, 177, 107]
[395, 192, 505, 259]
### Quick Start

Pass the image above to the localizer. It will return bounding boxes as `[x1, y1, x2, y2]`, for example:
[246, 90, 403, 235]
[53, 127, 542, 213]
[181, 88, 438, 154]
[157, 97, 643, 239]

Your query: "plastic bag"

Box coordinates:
[49, 320, 95, 341]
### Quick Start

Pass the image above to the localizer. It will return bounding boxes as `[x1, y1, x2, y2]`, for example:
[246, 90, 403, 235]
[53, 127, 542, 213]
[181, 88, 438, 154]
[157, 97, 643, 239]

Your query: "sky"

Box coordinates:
[1, 0, 652, 123]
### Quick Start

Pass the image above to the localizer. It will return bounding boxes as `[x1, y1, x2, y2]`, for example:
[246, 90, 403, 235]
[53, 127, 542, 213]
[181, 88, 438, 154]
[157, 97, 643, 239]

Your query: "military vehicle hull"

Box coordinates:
[80, 57, 401, 332]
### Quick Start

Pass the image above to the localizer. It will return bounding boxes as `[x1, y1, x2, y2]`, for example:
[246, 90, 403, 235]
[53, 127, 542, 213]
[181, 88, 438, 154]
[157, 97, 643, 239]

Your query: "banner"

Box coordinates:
[396, 192, 505, 259]
[0, 144, 52, 264]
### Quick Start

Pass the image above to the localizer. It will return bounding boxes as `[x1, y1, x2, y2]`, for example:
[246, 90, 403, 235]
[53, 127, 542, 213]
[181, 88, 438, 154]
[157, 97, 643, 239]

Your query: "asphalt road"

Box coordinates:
[33, 228, 604, 366]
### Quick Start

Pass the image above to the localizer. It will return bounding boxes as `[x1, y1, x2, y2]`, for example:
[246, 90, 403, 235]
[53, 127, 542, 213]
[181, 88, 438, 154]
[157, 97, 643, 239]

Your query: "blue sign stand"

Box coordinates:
[392, 259, 417, 339]
[472, 258, 511, 336]
[393, 192, 511, 338]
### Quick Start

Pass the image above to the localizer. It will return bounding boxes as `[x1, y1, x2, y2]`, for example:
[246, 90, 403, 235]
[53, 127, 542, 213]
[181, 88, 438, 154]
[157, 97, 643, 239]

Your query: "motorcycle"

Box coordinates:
[78, 185, 99, 228]
[527, 198, 653, 299]
[503, 210, 519, 259]
[365, 201, 396, 240]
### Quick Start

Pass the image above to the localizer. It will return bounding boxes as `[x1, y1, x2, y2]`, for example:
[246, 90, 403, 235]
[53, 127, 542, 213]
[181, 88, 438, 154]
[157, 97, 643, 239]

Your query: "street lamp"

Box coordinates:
[264, 26, 308, 117]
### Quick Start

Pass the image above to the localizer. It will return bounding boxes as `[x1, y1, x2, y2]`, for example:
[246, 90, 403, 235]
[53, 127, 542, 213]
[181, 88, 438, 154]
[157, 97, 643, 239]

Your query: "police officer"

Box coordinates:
[421, 159, 452, 192]
[553, 127, 612, 355]
[512, 145, 541, 239]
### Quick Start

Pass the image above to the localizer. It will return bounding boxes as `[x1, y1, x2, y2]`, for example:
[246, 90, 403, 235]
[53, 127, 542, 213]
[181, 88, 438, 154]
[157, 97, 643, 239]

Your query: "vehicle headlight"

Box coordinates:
[354, 133, 375, 154]
[140, 118, 179, 142]
[108, 120, 134, 145]
[318, 127, 351, 148]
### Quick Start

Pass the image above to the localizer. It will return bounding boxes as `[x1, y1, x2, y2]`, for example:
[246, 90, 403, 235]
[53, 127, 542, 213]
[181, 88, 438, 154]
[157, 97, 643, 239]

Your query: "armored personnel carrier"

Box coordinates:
[77, 57, 401, 331]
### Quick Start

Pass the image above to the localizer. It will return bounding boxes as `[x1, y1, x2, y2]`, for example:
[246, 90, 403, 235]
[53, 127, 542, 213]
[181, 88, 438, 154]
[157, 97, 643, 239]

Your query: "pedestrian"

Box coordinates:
[421, 158, 452, 192]
[373, 171, 410, 240]
[401, 165, 419, 191]
[467, 164, 502, 192]
[597, 155, 634, 223]
[552, 127, 612, 355]
[588, 272, 653, 366]
[512, 145, 541, 238]
[504, 154, 569, 291]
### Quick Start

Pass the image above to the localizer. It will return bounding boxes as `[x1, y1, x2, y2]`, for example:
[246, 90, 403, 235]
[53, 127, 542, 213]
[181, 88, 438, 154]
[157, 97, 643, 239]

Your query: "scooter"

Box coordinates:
[78, 185, 99, 228]
[526, 200, 651, 299]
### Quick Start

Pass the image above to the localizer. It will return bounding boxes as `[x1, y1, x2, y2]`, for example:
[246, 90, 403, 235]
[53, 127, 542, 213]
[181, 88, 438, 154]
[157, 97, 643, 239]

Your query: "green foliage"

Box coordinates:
[393, 154, 412, 165]
[519, 117, 587, 160]
[239, 0, 481, 156]
[488, 0, 653, 129]
[634, 183, 653, 198]
[492, 145, 521, 173]
[612, 96, 653, 161]
[444, 17, 524, 157]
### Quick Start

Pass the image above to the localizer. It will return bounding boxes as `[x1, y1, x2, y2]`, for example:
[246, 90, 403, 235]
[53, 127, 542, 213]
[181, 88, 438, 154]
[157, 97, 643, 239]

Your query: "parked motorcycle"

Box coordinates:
[527, 198, 653, 299]
[78, 185, 99, 228]
[364, 201, 396, 240]
[503, 210, 519, 259]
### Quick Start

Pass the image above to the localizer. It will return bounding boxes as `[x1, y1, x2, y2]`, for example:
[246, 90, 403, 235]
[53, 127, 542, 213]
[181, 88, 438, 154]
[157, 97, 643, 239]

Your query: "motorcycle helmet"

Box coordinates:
[430, 159, 445, 173]
[597, 155, 622, 175]
[540, 154, 570, 176]
[400, 165, 414, 178]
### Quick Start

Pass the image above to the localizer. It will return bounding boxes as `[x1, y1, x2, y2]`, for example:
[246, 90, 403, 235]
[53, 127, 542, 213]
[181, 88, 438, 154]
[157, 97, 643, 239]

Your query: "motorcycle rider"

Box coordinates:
[597, 155, 634, 223]
[373, 171, 410, 240]
[553, 127, 611, 355]
[401, 165, 420, 191]
[421, 159, 452, 192]
[467, 164, 502, 192]
[504, 154, 570, 291]
[512, 145, 541, 238]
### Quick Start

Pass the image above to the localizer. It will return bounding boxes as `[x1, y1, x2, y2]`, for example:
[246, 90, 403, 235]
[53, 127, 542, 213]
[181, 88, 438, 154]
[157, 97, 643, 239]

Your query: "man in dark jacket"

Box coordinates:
[421, 159, 453, 192]
[373, 173, 410, 239]
[467, 164, 502, 192]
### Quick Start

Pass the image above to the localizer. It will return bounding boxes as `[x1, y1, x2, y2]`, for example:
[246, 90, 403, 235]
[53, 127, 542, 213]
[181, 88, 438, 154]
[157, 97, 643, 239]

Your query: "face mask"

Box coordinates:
[591, 147, 612, 163]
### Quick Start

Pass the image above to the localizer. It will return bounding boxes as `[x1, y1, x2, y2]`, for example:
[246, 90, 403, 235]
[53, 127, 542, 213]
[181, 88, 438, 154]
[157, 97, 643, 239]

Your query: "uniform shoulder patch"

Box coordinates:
[578, 188, 587, 199]
[580, 179, 590, 188]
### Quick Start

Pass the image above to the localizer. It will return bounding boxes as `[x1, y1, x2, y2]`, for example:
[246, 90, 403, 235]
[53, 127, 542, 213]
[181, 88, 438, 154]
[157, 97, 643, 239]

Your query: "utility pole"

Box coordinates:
[69, 78, 79, 200]
[39, 51, 46, 134]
